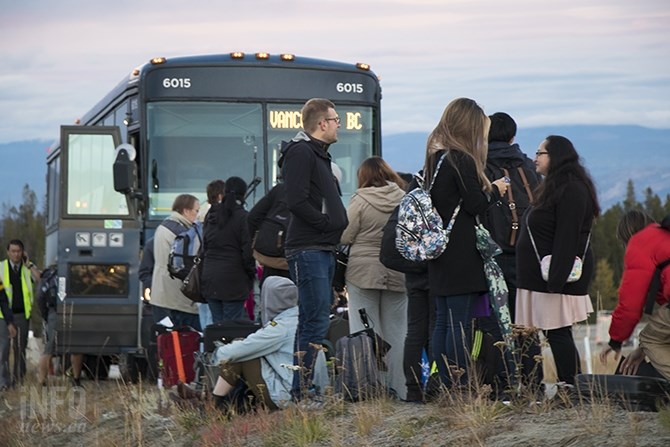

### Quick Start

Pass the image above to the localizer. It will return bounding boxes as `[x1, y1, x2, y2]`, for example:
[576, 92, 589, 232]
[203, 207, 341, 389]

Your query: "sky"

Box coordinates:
[1, 0, 668, 145]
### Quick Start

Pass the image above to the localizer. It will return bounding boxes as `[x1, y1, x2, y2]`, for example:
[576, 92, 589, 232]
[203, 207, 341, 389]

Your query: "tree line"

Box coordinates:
[1, 180, 669, 313]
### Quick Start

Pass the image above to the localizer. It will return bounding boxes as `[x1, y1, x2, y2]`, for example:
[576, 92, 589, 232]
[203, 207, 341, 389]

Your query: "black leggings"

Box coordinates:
[544, 326, 581, 385]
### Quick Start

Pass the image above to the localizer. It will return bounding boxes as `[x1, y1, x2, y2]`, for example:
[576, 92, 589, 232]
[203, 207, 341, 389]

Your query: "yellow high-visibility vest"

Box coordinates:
[0, 260, 33, 319]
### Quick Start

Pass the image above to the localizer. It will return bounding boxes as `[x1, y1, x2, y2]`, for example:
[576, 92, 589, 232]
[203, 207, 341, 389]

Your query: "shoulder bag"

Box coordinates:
[526, 213, 591, 283]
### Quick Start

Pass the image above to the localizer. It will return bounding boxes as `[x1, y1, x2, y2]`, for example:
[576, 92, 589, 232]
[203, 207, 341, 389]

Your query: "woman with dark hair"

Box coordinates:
[515, 135, 600, 386]
[599, 210, 670, 379]
[424, 98, 509, 389]
[341, 156, 408, 398]
[202, 177, 256, 323]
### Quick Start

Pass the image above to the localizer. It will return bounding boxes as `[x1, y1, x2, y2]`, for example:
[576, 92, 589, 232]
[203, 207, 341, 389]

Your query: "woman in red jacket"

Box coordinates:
[599, 210, 670, 379]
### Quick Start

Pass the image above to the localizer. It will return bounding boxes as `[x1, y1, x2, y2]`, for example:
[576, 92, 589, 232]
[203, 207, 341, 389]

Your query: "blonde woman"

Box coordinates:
[425, 98, 508, 388]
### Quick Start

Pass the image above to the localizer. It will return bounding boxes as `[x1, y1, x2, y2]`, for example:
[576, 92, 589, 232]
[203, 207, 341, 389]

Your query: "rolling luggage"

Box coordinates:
[203, 320, 261, 352]
[576, 374, 670, 411]
[157, 326, 201, 387]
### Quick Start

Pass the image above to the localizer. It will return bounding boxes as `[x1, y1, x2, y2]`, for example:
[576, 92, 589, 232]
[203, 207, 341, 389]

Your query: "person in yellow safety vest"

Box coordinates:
[0, 239, 40, 389]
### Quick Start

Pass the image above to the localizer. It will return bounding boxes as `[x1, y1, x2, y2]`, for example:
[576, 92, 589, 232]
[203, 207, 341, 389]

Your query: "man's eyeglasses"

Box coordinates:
[535, 151, 549, 156]
[324, 117, 341, 124]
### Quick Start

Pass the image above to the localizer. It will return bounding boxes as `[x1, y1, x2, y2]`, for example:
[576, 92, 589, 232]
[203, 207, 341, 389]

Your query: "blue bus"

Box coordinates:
[45, 52, 382, 379]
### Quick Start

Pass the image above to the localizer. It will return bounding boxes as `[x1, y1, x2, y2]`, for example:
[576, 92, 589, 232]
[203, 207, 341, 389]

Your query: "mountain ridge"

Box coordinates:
[1, 125, 667, 211]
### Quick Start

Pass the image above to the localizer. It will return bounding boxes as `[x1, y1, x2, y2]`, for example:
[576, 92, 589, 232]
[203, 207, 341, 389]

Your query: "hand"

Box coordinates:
[7, 324, 17, 339]
[598, 346, 621, 365]
[619, 347, 645, 376]
[492, 177, 509, 197]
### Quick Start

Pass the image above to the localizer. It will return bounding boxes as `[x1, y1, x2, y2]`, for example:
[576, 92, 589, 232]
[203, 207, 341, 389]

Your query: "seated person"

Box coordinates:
[180, 276, 298, 410]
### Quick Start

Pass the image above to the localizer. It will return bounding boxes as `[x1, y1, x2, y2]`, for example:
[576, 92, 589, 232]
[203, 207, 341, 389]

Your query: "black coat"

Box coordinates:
[429, 150, 498, 297]
[278, 132, 348, 254]
[201, 202, 255, 302]
[516, 181, 595, 294]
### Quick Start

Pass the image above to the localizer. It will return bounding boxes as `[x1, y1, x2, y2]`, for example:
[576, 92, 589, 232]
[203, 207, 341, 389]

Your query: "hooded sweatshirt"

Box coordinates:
[213, 276, 298, 406]
[278, 131, 348, 254]
[341, 182, 406, 292]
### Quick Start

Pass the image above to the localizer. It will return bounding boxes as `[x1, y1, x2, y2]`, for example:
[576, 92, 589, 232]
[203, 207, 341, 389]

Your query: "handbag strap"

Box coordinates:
[525, 212, 592, 265]
[501, 168, 519, 246]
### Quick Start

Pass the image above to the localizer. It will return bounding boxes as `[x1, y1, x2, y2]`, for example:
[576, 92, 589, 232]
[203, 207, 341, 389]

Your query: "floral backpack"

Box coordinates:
[395, 153, 460, 262]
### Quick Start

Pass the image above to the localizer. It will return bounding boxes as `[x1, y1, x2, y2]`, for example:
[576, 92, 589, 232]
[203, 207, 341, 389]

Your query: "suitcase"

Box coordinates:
[576, 374, 670, 412]
[157, 327, 201, 387]
[203, 320, 261, 352]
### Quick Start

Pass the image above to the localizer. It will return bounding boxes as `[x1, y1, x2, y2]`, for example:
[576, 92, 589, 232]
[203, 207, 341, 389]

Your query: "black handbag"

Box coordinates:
[379, 205, 427, 274]
[180, 257, 206, 303]
[332, 244, 350, 290]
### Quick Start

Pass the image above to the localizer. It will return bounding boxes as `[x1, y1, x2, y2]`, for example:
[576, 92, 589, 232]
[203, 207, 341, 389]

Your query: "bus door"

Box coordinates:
[56, 126, 142, 356]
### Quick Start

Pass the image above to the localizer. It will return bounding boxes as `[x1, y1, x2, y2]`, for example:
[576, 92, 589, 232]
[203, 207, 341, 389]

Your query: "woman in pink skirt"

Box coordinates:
[515, 135, 600, 386]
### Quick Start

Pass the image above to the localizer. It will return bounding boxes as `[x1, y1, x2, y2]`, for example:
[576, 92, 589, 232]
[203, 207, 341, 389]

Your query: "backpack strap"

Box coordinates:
[644, 258, 670, 315]
[427, 153, 448, 192]
[162, 219, 186, 236]
[501, 168, 520, 246]
[516, 167, 534, 203]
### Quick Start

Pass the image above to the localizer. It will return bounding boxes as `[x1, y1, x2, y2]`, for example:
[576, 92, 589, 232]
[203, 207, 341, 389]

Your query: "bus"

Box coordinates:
[45, 52, 382, 379]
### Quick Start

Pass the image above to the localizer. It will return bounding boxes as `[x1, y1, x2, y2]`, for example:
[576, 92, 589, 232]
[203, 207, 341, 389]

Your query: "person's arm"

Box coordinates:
[0, 282, 16, 338]
[283, 145, 329, 231]
[247, 187, 276, 237]
[451, 153, 497, 217]
[547, 182, 589, 292]
[23, 252, 41, 282]
[215, 321, 288, 363]
[608, 238, 656, 350]
[340, 195, 363, 245]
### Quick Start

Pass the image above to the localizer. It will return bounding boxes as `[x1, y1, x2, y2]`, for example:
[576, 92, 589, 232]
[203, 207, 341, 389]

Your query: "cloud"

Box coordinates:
[0, 0, 668, 143]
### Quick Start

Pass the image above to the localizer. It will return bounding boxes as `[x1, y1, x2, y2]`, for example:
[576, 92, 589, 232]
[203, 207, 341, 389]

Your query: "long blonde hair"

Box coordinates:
[423, 98, 491, 192]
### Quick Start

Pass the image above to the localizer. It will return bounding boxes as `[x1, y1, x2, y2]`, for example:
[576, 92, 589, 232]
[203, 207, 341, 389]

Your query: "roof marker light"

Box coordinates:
[231, 52, 245, 59]
[280, 53, 295, 61]
[255, 52, 270, 60]
[356, 62, 370, 71]
[150, 57, 166, 65]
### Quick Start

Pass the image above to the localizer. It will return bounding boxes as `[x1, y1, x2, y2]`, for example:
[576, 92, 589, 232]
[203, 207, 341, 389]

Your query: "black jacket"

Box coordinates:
[278, 131, 348, 254]
[429, 150, 498, 297]
[516, 181, 595, 294]
[201, 202, 255, 302]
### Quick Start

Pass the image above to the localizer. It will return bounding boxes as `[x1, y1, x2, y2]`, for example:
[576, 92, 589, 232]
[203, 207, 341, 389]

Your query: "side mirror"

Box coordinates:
[113, 144, 137, 194]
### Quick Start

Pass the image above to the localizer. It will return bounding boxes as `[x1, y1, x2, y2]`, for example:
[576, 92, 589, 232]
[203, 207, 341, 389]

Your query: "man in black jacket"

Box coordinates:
[278, 98, 348, 400]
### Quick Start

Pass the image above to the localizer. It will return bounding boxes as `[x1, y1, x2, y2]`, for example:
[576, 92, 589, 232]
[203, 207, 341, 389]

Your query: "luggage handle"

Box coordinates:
[171, 331, 187, 384]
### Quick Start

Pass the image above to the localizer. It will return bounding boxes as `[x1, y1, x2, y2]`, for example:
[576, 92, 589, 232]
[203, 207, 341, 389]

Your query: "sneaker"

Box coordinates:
[72, 378, 83, 389]
[296, 396, 325, 411]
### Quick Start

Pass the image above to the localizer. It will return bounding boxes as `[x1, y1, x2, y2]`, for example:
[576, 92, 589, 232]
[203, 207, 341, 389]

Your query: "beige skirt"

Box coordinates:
[515, 288, 594, 330]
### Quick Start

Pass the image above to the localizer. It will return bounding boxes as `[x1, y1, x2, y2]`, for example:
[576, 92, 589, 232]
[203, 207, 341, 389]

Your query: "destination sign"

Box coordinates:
[269, 110, 364, 130]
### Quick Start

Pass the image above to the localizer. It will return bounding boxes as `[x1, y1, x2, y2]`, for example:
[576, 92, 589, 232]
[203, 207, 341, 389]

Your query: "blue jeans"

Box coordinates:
[288, 249, 335, 396]
[432, 293, 476, 387]
[208, 300, 246, 324]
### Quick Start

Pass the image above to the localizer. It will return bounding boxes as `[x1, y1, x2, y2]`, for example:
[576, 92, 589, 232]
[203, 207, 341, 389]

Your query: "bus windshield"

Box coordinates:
[146, 101, 375, 219]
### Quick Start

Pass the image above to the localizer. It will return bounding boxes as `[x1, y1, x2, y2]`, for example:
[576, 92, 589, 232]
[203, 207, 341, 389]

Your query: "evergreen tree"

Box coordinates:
[623, 179, 638, 211]
[1, 184, 46, 268]
[643, 187, 664, 221]
[590, 258, 618, 311]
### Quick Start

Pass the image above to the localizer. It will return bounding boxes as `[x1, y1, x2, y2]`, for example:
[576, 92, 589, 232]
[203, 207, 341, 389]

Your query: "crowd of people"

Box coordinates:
[2, 96, 668, 415]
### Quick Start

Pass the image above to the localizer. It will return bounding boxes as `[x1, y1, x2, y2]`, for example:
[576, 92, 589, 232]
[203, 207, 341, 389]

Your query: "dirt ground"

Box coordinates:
[1, 368, 669, 447]
[1, 335, 668, 446]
